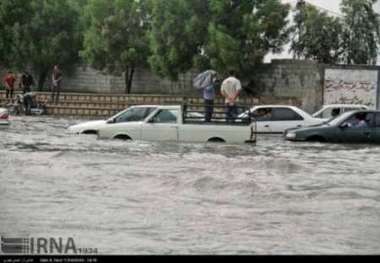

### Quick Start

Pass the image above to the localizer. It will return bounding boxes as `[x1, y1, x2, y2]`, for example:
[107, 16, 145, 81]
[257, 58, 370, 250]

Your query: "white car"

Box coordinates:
[68, 106, 159, 134]
[97, 105, 256, 144]
[68, 105, 204, 135]
[239, 105, 326, 134]
[312, 104, 369, 119]
[0, 108, 10, 126]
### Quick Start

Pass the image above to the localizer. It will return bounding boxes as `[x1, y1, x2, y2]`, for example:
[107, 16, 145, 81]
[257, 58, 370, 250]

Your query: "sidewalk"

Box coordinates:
[0, 90, 299, 119]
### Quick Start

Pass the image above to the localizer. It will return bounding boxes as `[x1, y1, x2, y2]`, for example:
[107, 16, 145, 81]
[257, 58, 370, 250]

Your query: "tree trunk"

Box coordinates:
[124, 67, 135, 94]
[127, 67, 135, 94]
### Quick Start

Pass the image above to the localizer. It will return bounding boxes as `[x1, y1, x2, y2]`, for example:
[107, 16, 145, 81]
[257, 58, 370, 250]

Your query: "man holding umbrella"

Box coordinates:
[193, 70, 218, 122]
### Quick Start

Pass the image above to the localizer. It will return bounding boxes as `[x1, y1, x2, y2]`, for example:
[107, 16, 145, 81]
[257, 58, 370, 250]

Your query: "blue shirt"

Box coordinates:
[203, 84, 215, 100]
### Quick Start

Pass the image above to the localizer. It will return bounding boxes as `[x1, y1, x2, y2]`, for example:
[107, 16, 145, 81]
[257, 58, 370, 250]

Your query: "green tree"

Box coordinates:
[81, 0, 150, 93]
[0, 0, 82, 90]
[291, 1, 344, 64]
[0, 0, 34, 67]
[149, 0, 290, 84]
[148, 0, 210, 81]
[206, 0, 290, 77]
[341, 0, 380, 65]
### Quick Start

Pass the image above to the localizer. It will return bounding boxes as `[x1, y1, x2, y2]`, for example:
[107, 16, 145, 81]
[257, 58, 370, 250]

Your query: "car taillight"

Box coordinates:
[0, 113, 9, 120]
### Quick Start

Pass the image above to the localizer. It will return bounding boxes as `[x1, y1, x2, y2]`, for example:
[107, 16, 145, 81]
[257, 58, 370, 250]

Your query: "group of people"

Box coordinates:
[2, 65, 63, 104]
[2, 71, 35, 99]
[195, 70, 242, 123]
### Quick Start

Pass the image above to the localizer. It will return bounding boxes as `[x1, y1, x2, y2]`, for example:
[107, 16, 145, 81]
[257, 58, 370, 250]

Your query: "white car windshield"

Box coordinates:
[112, 107, 157, 123]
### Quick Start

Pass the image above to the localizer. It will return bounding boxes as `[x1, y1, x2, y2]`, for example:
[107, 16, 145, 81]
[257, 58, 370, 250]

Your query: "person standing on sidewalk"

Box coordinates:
[51, 65, 63, 104]
[3, 71, 17, 101]
[221, 70, 242, 123]
[21, 71, 35, 94]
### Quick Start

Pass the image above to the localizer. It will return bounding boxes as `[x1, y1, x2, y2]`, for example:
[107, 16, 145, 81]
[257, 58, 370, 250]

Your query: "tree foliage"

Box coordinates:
[291, 0, 380, 65]
[148, 0, 210, 81]
[341, 0, 380, 65]
[81, 0, 151, 93]
[149, 0, 290, 83]
[206, 0, 290, 77]
[291, 2, 344, 64]
[0, 0, 82, 90]
[2, 0, 380, 95]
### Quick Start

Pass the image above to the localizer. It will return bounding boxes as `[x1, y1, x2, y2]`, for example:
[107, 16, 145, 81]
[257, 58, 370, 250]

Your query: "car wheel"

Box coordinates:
[207, 137, 226, 143]
[113, 135, 132, 141]
[82, 130, 98, 135]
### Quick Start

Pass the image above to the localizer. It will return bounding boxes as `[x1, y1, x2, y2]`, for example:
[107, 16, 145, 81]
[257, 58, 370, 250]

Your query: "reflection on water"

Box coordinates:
[1, 116, 380, 254]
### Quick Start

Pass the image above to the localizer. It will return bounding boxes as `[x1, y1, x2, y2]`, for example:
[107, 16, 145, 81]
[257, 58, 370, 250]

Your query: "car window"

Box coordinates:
[150, 109, 179, 124]
[115, 107, 156, 123]
[271, 108, 304, 121]
[252, 108, 273, 121]
[342, 108, 361, 113]
[342, 112, 375, 128]
[366, 113, 375, 127]
[317, 108, 335, 119]
[376, 114, 380, 127]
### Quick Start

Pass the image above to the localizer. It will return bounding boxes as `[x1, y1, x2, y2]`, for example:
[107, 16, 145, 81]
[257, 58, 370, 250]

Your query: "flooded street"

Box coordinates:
[1, 116, 380, 254]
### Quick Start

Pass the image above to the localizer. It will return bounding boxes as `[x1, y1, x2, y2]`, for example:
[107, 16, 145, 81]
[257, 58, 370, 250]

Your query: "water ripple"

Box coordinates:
[1, 117, 380, 254]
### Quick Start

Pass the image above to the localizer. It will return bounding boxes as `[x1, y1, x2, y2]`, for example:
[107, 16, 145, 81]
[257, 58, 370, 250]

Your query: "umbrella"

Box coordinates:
[193, 70, 217, 90]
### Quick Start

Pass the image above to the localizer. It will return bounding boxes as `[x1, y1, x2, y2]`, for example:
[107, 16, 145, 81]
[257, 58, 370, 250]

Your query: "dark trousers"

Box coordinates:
[6, 89, 14, 99]
[23, 86, 31, 94]
[204, 99, 214, 122]
[24, 95, 33, 115]
[226, 104, 238, 123]
[51, 84, 61, 104]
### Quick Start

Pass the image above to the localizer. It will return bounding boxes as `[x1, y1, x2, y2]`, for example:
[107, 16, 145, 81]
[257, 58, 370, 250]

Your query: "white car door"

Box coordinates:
[269, 108, 305, 133]
[250, 108, 273, 134]
[141, 109, 179, 142]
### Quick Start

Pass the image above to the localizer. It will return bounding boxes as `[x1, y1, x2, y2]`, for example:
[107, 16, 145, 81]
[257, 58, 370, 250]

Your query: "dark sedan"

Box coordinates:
[284, 110, 380, 143]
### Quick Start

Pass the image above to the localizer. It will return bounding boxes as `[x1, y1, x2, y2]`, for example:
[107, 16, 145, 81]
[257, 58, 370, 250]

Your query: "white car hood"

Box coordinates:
[67, 120, 107, 133]
[310, 117, 329, 124]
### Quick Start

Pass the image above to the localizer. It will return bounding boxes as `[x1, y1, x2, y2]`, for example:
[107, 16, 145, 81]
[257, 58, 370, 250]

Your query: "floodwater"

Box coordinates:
[0, 116, 380, 255]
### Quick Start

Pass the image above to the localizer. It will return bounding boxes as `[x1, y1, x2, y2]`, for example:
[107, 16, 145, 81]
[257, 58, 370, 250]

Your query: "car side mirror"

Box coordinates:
[340, 123, 349, 129]
[107, 118, 116, 124]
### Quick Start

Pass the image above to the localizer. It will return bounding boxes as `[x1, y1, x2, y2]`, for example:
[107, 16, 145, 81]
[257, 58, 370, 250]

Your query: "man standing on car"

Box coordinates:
[3, 71, 17, 101]
[221, 70, 242, 123]
[51, 65, 63, 104]
[203, 71, 218, 122]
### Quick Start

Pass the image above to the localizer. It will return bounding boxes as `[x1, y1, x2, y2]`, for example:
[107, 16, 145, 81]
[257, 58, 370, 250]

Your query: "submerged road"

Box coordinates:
[0, 116, 380, 254]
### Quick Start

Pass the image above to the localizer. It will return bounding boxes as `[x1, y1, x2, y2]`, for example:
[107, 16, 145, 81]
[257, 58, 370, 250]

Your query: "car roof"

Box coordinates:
[322, 104, 369, 108]
[131, 105, 160, 108]
[348, 110, 380, 114]
[252, 105, 300, 108]
[129, 105, 181, 109]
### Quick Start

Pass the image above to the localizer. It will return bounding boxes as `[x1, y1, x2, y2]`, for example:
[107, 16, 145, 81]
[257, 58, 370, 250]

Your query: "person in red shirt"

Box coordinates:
[3, 71, 17, 100]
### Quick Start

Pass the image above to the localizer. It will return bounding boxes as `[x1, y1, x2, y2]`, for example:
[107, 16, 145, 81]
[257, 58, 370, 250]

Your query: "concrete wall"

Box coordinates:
[324, 66, 380, 110]
[249, 60, 324, 113]
[59, 60, 324, 113]
[62, 65, 199, 96]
